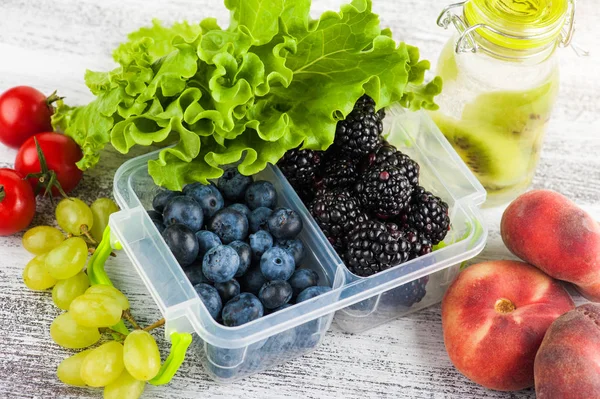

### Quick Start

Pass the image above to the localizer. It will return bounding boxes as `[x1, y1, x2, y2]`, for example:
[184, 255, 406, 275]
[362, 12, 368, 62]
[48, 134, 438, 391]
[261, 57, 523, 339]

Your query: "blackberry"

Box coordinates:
[404, 227, 433, 259]
[317, 152, 359, 190]
[364, 143, 420, 186]
[382, 276, 429, 307]
[310, 189, 368, 252]
[333, 95, 384, 157]
[344, 220, 410, 277]
[406, 186, 450, 245]
[385, 223, 433, 260]
[277, 147, 322, 202]
[355, 164, 413, 219]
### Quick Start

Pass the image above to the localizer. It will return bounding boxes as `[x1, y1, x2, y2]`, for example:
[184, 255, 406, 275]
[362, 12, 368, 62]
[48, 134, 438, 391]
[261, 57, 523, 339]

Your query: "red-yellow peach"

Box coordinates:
[535, 303, 600, 399]
[442, 260, 575, 391]
[501, 189, 600, 301]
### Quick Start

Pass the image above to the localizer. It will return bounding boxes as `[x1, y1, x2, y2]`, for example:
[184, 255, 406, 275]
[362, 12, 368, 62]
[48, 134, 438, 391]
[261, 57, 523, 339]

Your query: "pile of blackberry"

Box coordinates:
[278, 95, 450, 303]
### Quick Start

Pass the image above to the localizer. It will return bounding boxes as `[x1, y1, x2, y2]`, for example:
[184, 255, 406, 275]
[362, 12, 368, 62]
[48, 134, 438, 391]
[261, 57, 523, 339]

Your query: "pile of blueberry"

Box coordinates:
[149, 167, 332, 327]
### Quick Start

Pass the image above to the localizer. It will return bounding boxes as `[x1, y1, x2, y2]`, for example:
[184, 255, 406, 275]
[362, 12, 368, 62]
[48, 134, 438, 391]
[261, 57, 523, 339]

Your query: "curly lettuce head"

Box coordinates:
[52, 0, 442, 190]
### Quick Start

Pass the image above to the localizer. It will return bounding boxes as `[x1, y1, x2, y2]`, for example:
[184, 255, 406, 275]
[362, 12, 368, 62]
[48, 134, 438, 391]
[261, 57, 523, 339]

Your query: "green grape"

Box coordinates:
[80, 341, 124, 387]
[22, 254, 57, 290]
[52, 272, 90, 310]
[56, 198, 94, 236]
[45, 237, 88, 280]
[22, 226, 65, 255]
[103, 370, 145, 399]
[57, 349, 93, 387]
[50, 312, 100, 349]
[85, 285, 130, 311]
[90, 198, 119, 242]
[123, 330, 161, 381]
[69, 293, 123, 328]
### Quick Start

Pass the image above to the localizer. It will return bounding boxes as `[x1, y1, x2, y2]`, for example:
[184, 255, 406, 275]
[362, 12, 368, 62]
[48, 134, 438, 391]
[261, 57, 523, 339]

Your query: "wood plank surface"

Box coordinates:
[0, 0, 598, 398]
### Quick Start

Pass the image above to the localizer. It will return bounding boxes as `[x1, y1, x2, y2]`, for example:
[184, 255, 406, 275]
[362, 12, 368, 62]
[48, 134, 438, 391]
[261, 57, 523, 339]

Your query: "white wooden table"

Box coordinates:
[0, 1, 598, 398]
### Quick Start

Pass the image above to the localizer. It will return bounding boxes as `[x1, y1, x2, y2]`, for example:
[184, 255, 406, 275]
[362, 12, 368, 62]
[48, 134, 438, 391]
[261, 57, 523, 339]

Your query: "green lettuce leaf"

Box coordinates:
[113, 20, 203, 61]
[52, 0, 442, 190]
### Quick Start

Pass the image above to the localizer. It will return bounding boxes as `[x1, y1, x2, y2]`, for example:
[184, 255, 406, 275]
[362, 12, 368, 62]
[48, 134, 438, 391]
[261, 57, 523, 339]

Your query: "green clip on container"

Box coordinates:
[433, 0, 581, 206]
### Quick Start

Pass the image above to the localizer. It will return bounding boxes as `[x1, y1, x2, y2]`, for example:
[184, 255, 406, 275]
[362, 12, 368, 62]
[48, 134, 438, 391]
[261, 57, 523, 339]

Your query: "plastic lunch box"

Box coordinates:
[107, 106, 488, 382]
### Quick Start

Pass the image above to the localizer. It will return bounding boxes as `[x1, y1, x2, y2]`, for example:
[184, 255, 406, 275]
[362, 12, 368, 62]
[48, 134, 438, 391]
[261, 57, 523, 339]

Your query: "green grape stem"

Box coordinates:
[79, 224, 97, 244]
[122, 310, 141, 330]
[143, 318, 165, 332]
[100, 327, 128, 341]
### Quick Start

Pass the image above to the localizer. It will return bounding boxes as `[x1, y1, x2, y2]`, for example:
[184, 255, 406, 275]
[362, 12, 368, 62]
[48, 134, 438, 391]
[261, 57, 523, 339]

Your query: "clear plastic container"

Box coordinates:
[108, 106, 488, 382]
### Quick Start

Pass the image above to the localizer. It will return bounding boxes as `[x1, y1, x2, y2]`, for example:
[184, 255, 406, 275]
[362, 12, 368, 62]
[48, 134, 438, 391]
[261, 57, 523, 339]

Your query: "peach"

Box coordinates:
[501, 189, 600, 301]
[442, 260, 574, 391]
[535, 304, 600, 399]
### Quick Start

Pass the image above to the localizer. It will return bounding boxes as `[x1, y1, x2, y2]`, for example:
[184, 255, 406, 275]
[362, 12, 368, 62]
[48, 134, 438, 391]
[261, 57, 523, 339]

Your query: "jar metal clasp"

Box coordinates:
[436, 0, 587, 56]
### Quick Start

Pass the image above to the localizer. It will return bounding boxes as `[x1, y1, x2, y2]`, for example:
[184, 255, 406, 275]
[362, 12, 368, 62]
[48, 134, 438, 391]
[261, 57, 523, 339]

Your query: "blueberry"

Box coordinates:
[261, 329, 297, 354]
[229, 241, 251, 277]
[194, 283, 222, 320]
[275, 239, 305, 265]
[260, 247, 295, 281]
[218, 167, 253, 201]
[152, 189, 182, 213]
[162, 224, 199, 267]
[258, 280, 293, 309]
[207, 345, 245, 368]
[214, 279, 241, 303]
[239, 267, 267, 295]
[294, 319, 321, 350]
[195, 230, 222, 258]
[184, 261, 212, 286]
[207, 208, 249, 244]
[272, 303, 293, 313]
[245, 181, 277, 210]
[147, 209, 163, 222]
[296, 286, 332, 303]
[184, 183, 224, 219]
[241, 350, 264, 372]
[248, 207, 273, 233]
[202, 245, 240, 283]
[267, 208, 303, 240]
[163, 196, 204, 232]
[228, 203, 252, 220]
[249, 230, 274, 261]
[222, 293, 264, 327]
[152, 219, 165, 234]
[288, 269, 319, 297]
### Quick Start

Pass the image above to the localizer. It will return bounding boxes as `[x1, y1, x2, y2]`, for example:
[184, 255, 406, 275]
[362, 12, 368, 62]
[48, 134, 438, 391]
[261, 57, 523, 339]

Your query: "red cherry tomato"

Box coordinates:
[15, 133, 83, 196]
[0, 168, 36, 236]
[0, 86, 56, 149]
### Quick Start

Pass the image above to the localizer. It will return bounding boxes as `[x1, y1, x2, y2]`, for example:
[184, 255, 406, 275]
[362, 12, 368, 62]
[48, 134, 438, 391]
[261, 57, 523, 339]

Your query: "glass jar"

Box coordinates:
[432, 0, 576, 206]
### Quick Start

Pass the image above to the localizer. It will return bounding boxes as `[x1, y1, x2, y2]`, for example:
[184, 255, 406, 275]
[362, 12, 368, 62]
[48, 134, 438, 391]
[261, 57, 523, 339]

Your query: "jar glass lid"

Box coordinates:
[464, 0, 569, 50]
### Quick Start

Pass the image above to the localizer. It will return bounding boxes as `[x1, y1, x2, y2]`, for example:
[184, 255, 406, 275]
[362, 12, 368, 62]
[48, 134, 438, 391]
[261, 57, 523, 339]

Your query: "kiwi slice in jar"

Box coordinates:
[432, 112, 529, 189]
[461, 75, 559, 140]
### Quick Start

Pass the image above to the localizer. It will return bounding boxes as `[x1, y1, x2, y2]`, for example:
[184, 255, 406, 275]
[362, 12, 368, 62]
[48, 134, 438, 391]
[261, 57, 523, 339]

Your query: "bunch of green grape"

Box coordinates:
[51, 287, 161, 398]
[22, 197, 118, 291]
[21, 197, 163, 399]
